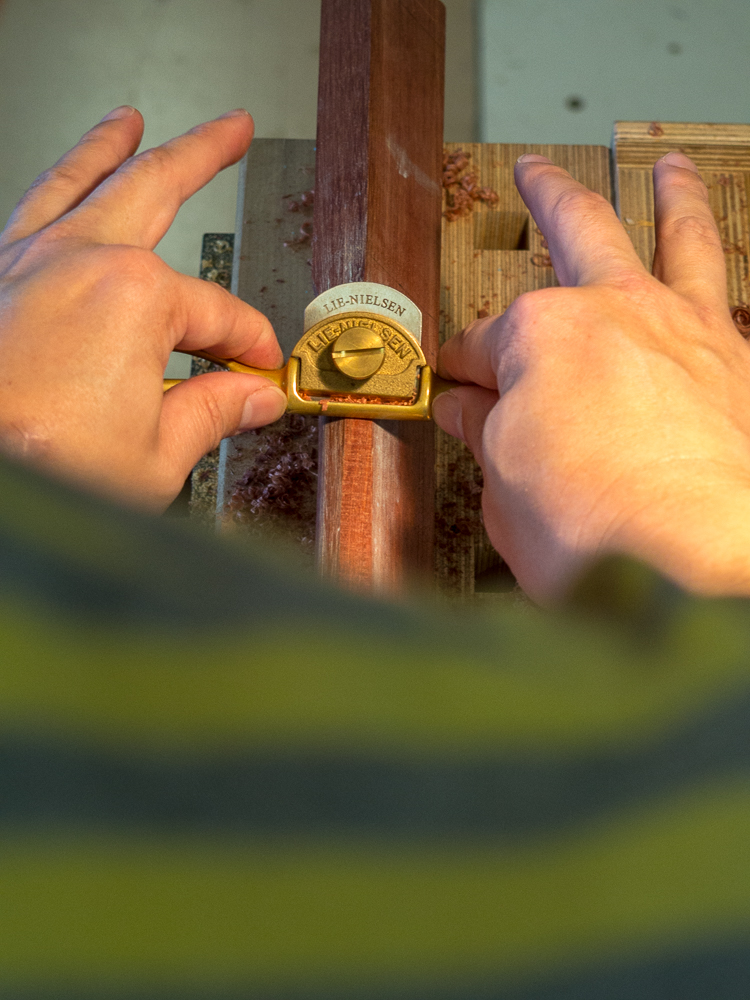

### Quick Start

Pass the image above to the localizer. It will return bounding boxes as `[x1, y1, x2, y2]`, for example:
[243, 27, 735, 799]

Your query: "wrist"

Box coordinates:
[605, 471, 750, 597]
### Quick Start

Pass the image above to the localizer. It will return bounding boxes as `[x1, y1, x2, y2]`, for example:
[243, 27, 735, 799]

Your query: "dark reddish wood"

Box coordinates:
[313, 0, 445, 592]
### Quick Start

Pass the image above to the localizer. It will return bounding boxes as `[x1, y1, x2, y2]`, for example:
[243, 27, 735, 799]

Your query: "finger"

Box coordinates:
[437, 315, 502, 389]
[171, 271, 283, 369]
[62, 110, 254, 249]
[651, 151, 728, 310]
[0, 107, 144, 246]
[432, 385, 498, 468]
[514, 154, 644, 286]
[159, 372, 287, 490]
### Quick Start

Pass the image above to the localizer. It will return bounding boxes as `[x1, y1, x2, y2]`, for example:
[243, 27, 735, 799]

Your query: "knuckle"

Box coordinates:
[198, 385, 227, 445]
[663, 213, 719, 247]
[607, 271, 654, 301]
[501, 286, 596, 364]
[103, 244, 155, 279]
[506, 288, 558, 327]
[497, 290, 555, 367]
[89, 245, 168, 301]
[29, 161, 83, 194]
[186, 121, 213, 141]
[505, 289, 538, 324]
[133, 144, 177, 180]
[550, 187, 610, 225]
[502, 294, 535, 350]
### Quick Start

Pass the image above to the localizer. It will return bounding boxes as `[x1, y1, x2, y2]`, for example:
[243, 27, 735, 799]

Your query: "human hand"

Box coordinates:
[0, 107, 286, 509]
[433, 152, 750, 602]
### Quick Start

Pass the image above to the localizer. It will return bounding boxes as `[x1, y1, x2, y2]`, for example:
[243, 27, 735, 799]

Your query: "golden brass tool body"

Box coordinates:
[164, 311, 457, 420]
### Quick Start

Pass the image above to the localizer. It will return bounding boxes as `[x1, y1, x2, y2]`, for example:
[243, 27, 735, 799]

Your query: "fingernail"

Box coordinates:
[239, 384, 287, 430]
[659, 150, 700, 174]
[432, 391, 464, 442]
[218, 108, 251, 119]
[99, 105, 136, 122]
[516, 154, 553, 164]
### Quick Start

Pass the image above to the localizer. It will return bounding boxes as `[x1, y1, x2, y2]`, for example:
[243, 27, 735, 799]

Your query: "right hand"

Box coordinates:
[433, 152, 750, 603]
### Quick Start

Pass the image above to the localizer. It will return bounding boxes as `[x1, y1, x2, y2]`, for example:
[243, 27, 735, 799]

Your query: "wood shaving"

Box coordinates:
[443, 150, 499, 222]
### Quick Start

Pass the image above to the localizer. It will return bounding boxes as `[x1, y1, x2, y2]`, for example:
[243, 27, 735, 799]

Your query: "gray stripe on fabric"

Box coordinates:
[5, 935, 750, 999]
[0, 457, 489, 653]
[0, 454, 696, 660]
[1, 684, 749, 839]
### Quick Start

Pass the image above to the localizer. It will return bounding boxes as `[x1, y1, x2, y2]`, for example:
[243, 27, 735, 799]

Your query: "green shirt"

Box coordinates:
[0, 455, 748, 998]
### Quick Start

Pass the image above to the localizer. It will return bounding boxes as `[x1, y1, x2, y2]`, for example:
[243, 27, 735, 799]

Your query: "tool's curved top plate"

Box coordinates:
[304, 282, 422, 343]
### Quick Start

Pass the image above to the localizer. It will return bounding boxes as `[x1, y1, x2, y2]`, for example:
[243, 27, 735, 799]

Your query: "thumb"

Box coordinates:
[432, 385, 498, 467]
[159, 370, 287, 480]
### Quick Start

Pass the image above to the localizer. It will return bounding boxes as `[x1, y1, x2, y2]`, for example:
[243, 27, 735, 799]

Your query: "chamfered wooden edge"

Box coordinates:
[614, 121, 750, 145]
[613, 121, 750, 168]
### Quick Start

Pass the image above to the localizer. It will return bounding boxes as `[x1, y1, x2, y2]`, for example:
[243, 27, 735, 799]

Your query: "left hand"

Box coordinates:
[0, 106, 286, 509]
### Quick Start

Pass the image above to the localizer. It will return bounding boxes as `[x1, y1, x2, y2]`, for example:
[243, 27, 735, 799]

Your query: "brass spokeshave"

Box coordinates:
[164, 282, 457, 419]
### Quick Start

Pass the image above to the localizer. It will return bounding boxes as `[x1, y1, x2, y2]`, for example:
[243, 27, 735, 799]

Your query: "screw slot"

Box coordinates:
[331, 326, 386, 379]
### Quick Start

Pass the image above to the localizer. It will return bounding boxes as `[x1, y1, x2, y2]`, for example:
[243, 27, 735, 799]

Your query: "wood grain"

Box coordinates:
[313, 0, 445, 593]
[232, 138, 316, 360]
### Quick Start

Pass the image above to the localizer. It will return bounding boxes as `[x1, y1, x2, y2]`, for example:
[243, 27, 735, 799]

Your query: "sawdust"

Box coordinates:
[442, 150, 499, 222]
[228, 414, 318, 554]
[302, 392, 417, 409]
[283, 189, 315, 248]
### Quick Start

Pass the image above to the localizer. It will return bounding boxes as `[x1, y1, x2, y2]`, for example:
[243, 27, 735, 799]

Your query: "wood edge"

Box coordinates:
[230, 154, 247, 299]
[443, 141, 612, 152]
[614, 121, 750, 145]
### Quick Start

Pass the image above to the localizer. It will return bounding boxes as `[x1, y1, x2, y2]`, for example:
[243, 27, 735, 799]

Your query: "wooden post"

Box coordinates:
[312, 0, 445, 593]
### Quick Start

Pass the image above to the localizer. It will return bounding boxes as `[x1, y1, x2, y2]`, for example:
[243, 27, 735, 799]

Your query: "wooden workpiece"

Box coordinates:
[312, 0, 445, 594]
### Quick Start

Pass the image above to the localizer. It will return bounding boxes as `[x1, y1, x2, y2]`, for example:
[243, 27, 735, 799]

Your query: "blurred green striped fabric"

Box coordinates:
[0, 456, 748, 998]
